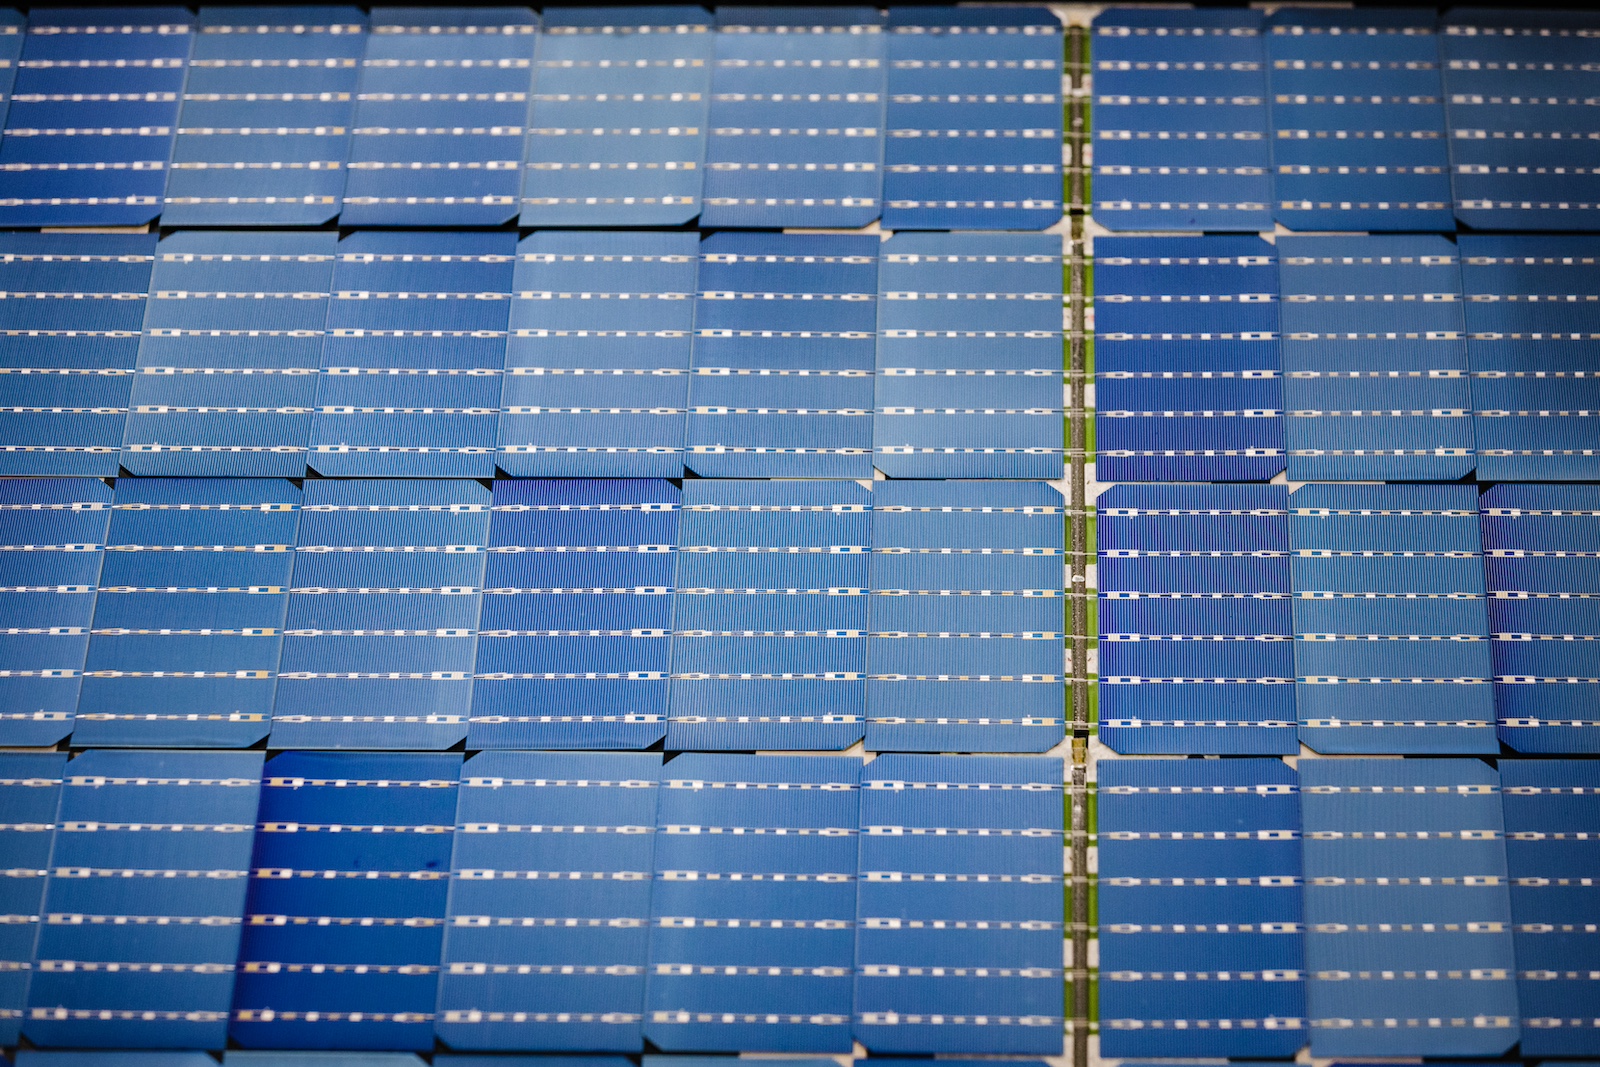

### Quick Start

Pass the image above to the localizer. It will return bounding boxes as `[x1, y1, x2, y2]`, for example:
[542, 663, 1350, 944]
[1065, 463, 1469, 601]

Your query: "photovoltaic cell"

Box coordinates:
[1265, 9, 1454, 232]
[230, 752, 461, 1050]
[0, 752, 65, 1046]
[667, 480, 869, 752]
[866, 481, 1064, 754]
[163, 7, 366, 226]
[0, 233, 155, 478]
[0, 479, 111, 747]
[440, 1057, 628, 1067]
[1097, 483, 1297, 755]
[0, 12, 22, 137]
[73, 478, 299, 748]
[1097, 758, 1304, 1059]
[686, 232, 878, 479]
[522, 7, 713, 227]
[1299, 758, 1520, 1058]
[1278, 234, 1475, 481]
[226, 1056, 426, 1067]
[25, 750, 263, 1050]
[17, 1055, 214, 1067]
[1481, 484, 1600, 753]
[1093, 235, 1284, 482]
[498, 230, 697, 478]
[873, 232, 1063, 480]
[881, 7, 1061, 231]
[470, 478, 678, 750]
[0, 8, 192, 227]
[341, 7, 537, 226]
[644, 754, 859, 1053]
[1091, 8, 1273, 232]
[122, 231, 337, 477]
[270, 479, 490, 751]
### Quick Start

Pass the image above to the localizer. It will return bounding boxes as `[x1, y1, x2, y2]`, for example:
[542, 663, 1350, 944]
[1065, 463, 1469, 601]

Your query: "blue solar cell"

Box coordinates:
[230, 752, 460, 1051]
[1459, 235, 1600, 481]
[1265, 10, 1453, 232]
[1091, 9, 1273, 232]
[686, 233, 877, 479]
[1299, 758, 1520, 1058]
[0, 233, 155, 478]
[701, 7, 886, 228]
[469, 478, 678, 750]
[1097, 483, 1297, 755]
[73, 478, 299, 748]
[0, 11, 23, 136]
[310, 232, 514, 478]
[25, 750, 264, 1050]
[667, 480, 869, 752]
[122, 231, 337, 477]
[269, 480, 490, 750]
[881, 7, 1061, 230]
[1094, 236, 1284, 482]
[163, 7, 367, 226]
[854, 754, 1062, 1054]
[499, 231, 697, 477]
[0, 479, 111, 747]
[18, 1053, 216, 1067]
[440, 1057, 631, 1067]
[0, 8, 192, 227]
[1097, 758, 1304, 1058]
[644, 754, 859, 1052]
[522, 7, 713, 227]
[867, 481, 1064, 753]
[874, 232, 1063, 479]
[341, 7, 538, 226]
[226, 1056, 426, 1067]
[0, 752, 66, 1046]
[438, 751, 659, 1051]
[1278, 234, 1475, 481]
[1482, 484, 1600, 753]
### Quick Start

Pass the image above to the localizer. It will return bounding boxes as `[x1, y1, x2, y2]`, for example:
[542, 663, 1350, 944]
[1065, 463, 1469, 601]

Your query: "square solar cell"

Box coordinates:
[0, 752, 66, 1046]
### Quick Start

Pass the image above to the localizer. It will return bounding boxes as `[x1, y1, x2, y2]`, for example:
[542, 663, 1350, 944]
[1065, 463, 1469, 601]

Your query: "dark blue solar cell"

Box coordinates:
[439, 1057, 632, 1067]
[469, 478, 678, 750]
[25, 750, 263, 1050]
[230, 751, 460, 1051]
[0, 12, 23, 137]
[226, 1056, 425, 1067]
[17, 1049, 215, 1067]
[0, 752, 66, 1046]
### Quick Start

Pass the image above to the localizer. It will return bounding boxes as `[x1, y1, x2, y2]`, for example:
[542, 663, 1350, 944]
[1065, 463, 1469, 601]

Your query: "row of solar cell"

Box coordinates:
[1092, 7, 1600, 232]
[0, 749, 1063, 1054]
[0, 229, 1064, 482]
[1097, 482, 1600, 756]
[0, 476, 1065, 754]
[1098, 757, 1600, 1060]
[1094, 232, 1600, 483]
[0, 6, 1062, 231]
[8, 1057, 1044, 1067]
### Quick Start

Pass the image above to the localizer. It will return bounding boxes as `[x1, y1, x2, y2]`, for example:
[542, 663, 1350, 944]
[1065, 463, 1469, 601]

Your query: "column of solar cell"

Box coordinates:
[311, 232, 513, 479]
[668, 480, 869, 752]
[0, 752, 64, 1046]
[1299, 758, 1520, 1058]
[0, 13, 22, 131]
[867, 481, 1065, 754]
[270, 480, 489, 750]
[499, 231, 697, 478]
[687, 233, 877, 479]
[1097, 484, 1297, 755]
[1291, 483, 1495, 754]
[881, 8, 1061, 231]
[73, 479, 298, 748]
[1266, 10, 1453, 232]
[341, 7, 536, 227]
[230, 752, 459, 1050]
[1094, 236, 1283, 483]
[874, 232, 1062, 480]
[1460, 235, 1600, 481]
[122, 231, 336, 477]
[1090, 9, 1272, 232]
[163, 8, 365, 226]
[0, 234, 154, 478]
[470, 478, 678, 750]
[24, 750, 263, 1050]
[1482, 485, 1600, 753]
[1278, 235, 1474, 481]
[522, 8, 712, 227]
[1443, 11, 1600, 232]
[0, 480, 111, 747]
[702, 7, 885, 228]
[0, 9, 191, 227]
